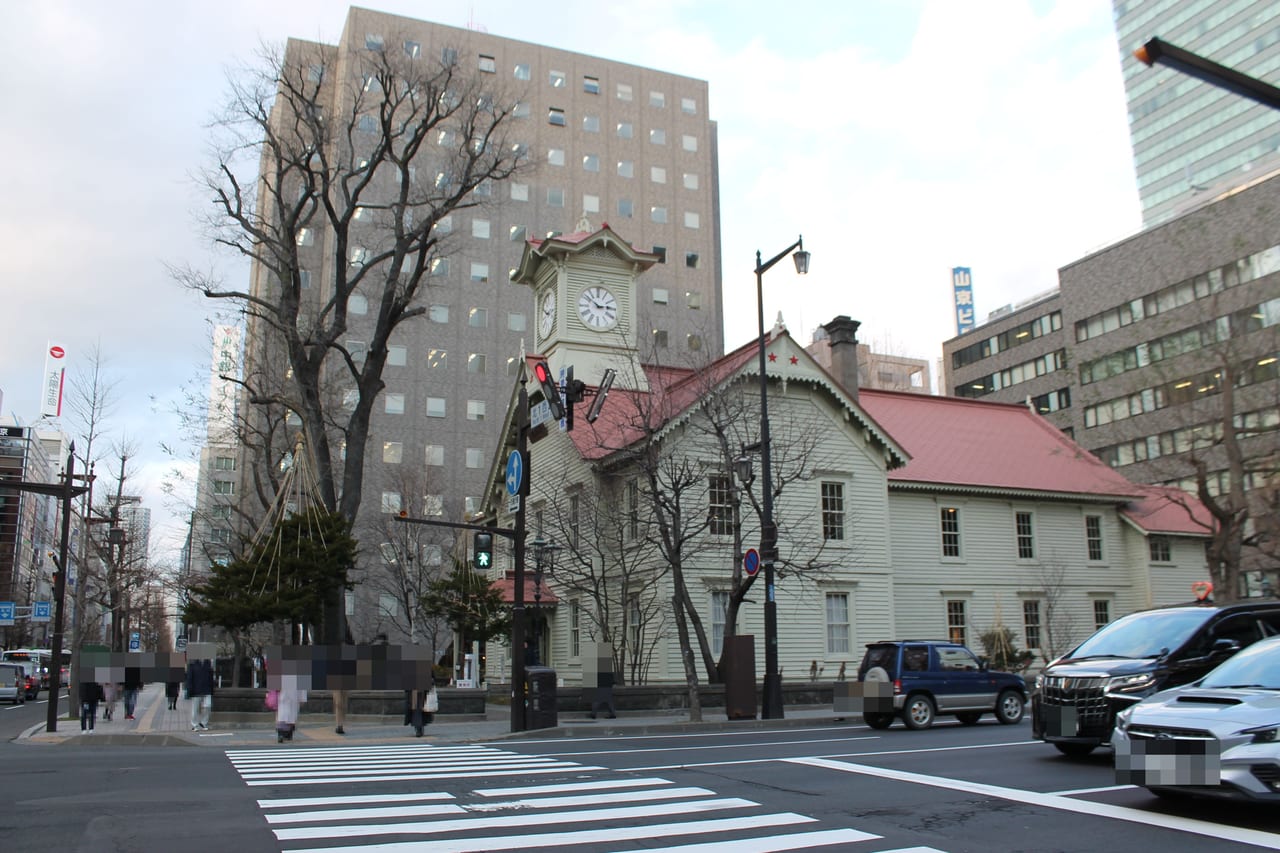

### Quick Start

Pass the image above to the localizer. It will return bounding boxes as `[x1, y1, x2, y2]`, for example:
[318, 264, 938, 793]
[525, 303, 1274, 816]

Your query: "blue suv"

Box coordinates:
[857, 640, 1028, 730]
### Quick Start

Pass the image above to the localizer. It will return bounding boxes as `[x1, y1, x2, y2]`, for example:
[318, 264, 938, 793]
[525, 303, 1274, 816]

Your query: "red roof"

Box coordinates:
[1121, 484, 1213, 536]
[494, 571, 560, 606]
[856, 389, 1141, 500]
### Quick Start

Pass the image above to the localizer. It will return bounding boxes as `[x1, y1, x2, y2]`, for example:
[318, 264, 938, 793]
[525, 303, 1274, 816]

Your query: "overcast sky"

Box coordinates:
[0, 0, 1142, 564]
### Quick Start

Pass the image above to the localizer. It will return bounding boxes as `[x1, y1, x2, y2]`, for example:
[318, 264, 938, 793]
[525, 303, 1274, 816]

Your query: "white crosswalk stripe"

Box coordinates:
[226, 743, 945, 851]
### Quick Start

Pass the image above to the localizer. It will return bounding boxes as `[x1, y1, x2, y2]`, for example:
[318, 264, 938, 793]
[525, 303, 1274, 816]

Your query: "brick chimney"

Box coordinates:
[822, 316, 861, 400]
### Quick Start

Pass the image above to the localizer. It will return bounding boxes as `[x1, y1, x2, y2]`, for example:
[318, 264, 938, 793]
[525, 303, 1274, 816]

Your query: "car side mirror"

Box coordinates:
[1210, 638, 1241, 657]
[977, 657, 989, 671]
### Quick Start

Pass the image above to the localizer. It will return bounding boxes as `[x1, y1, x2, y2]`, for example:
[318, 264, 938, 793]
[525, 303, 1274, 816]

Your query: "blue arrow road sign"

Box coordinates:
[0, 601, 13, 626]
[129, 631, 141, 651]
[505, 450, 524, 496]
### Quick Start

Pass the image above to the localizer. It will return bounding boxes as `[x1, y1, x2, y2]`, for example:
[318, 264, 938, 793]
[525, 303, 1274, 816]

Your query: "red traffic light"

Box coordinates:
[532, 360, 566, 420]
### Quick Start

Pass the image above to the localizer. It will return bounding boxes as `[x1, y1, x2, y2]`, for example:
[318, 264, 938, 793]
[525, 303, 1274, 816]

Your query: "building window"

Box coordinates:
[1085, 515, 1103, 561]
[940, 507, 961, 558]
[946, 600, 967, 645]
[627, 478, 640, 541]
[547, 188, 565, 207]
[687, 334, 702, 351]
[509, 224, 527, 242]
[708, 475, 733, 536]
[513, 62, 530, 80]
[549, 70, 566, 87]
[616, 121, 633, 139]
[1149, 534, 1172, 563]
[547, 148, 565, 166]
[384, 393, 405, 414]
[467, 353, 486, 374]
[617, 82, 632, 101]
[684, 211, 700, 229]
[570, 601, 581, 657]
[687, 291, 702, 309]
[651, 166, 666, 184]
[472, 218, 490, 239]
[1023, 600, 1042, 649]
[650, 128, 666, 145]
[583, 75, 600, 94]
[508, 312, 527, 332]
[617, 159, 634, 178]
[428, 349, 446, 369]
[627, 595, 641, 654]
[441, 47, 457, 65]
[1093, 599, 1111, 630]
[617, 198, 633, 218]
[469, 308, 488, 327]
[214, 456, 236, 471]
[380, 491, 402, 514]
[682, 134, 697, 152]
[467, 400, 486, 421]
[711, 591, 729, 657]
[681, 96, 696, 114]
[821, 482, 845, 541]
[685, 252, 700, 269]
[365, 33, 384, 51]
[583, 114, 599, 132]
[383, 442, 403, 463]
[511, 182, 529, 202]
[583, 154, 600, 172]
[652, 245, 667, 263]
[211, 505, 232, 520]
[210, 528, 231, 544]
[429, 305, 449, 323]
[425, 445, 444, 466]
[652, 288, 669, 304]
[435, 214, 453, 233]
[423, 495, 444, 516]
[384, 344, 406, 367]
[583, 194, 600, 213]
[426, 397, 446, 418]
[465, 448, 484, 469]
[213, 480, 234, 495]
[348, 293, 368, 314]
[650, 206, 667, 223]
[569, 494, 580, 550]
[649, 90, 665, 108]
[548, 107, 566, 126]
[683, 173, 699, 190]
[1015, 511, 1034, 559]
[296, 227, 314, 246]
[478, 54, 496, 73]
[470, 262, 489, 282]
[429, 257, 449, 277]
[653, 329, 668, 348]
[826, 593, 851, 655]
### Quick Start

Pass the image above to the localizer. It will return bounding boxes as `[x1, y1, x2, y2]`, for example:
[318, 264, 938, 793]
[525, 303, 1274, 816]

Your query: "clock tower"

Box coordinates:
[511, 222, 659, 391]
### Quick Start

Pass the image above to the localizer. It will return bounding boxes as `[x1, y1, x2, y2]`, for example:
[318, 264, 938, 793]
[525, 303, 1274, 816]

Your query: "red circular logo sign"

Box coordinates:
[49, 346, 65, 359]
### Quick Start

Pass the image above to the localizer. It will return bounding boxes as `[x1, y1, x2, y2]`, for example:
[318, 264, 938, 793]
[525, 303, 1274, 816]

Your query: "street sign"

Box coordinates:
[129, 631, 141, 651]
[507, 493, 521, 514]
[0, 601, 13, 626]
[505, 450, 525, 496]
[32, 600, 51, 622]
[743, 548, 761, 577]
[176, 637, 188, 652]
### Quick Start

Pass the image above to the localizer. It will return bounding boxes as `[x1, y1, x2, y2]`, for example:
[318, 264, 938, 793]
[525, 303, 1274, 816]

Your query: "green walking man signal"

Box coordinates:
[473, 531, 494, 569]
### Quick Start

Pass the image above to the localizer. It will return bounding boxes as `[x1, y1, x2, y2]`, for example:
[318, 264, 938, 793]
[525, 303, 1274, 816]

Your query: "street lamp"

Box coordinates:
[753, 235, 810, 720]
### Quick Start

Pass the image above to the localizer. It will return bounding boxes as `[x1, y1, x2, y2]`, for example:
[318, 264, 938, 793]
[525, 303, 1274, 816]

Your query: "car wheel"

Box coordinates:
[955, 711, 982, 725]
[1053, 742, 1095, 758]
[902, 694, 935, 730]
[863, 713, 894, 730]
[995, 690, 1025, 724]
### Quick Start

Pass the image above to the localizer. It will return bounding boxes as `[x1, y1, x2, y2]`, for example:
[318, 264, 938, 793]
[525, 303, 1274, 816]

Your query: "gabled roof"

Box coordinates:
[510, 223, 660, 285]
[495, 571, 560, 606]
[1120, 484, 1214, 537]
[557, 330, 909, 469]
[856, 389, 1142, 502]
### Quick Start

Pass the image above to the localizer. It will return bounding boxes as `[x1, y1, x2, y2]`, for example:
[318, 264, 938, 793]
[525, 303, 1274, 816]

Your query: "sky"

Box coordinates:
[0, 0, 1143, 565]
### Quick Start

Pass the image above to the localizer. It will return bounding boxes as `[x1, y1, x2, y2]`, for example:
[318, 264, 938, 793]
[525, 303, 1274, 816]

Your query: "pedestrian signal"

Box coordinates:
[473, 531, 494, 570]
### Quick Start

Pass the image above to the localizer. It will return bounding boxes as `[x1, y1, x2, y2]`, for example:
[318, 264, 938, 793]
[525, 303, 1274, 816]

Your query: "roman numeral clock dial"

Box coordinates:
[577, 284, 618, 331]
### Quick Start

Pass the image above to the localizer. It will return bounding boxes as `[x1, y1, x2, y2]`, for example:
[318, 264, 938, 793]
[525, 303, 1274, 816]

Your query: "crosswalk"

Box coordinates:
[226, 743, 948, 852]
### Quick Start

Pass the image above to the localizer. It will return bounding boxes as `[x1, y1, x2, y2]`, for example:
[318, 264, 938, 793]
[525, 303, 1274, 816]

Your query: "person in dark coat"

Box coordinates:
[122, 667, 144, 720]
[185, 657, 215, 731]
[165, 680, 180, 710]
[80, 680, 104, 733]
[403, 688, 434, 737]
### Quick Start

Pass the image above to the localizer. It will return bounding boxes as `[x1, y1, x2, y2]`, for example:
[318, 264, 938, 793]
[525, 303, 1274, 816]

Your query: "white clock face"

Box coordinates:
[577, 285, 619, 331]
[539, 290, 556, 338]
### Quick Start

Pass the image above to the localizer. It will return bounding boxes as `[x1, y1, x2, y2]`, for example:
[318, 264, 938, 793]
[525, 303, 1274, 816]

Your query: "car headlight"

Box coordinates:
[1242, 725, 1278, 745]
[1033, 673, 1042, 690]
[1105, 673, 1157, 695]
[1114, 707, 1134, 732]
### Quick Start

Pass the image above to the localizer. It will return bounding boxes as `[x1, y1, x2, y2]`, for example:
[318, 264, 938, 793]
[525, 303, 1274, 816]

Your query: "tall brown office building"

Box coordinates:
[217, 8, 723, 637]
[943, 172, 1279, 592]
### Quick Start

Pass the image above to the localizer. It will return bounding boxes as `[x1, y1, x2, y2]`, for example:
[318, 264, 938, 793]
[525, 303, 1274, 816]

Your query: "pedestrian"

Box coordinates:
[275, 674, 306, 743]
[101, 681, 118, 722]
[403, 683, 435, 737]
[122, 666, 143, 720]
[165, 680, 180, 710]
[185, 656, 215, 732]
[80, 680, 104, 733]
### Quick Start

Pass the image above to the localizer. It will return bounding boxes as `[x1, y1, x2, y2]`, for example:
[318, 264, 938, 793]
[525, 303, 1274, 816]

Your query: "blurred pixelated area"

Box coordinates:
[1115, 736, 1222, 786]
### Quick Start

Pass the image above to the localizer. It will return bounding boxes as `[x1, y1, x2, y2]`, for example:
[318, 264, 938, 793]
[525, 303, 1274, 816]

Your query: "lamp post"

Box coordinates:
[753, 235, 810, 720]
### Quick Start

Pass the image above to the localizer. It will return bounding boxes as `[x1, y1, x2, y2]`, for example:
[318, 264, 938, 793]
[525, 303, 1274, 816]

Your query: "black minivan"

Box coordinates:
[1031, 601, 1280, 756]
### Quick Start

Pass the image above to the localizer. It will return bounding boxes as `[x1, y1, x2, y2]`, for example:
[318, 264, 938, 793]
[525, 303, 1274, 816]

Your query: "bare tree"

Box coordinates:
[172, 36, 528, 530]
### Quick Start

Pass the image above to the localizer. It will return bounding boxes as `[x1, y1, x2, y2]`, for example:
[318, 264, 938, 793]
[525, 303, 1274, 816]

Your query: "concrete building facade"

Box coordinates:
[1114, 0, 1280, 227]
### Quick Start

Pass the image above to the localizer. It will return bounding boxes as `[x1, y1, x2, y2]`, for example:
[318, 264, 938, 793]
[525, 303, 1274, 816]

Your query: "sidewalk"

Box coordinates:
[19, 682, 859, 747]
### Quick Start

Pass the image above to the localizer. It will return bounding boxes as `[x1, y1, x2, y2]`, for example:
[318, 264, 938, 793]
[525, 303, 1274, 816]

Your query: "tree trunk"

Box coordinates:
[672, 593, 702, 722]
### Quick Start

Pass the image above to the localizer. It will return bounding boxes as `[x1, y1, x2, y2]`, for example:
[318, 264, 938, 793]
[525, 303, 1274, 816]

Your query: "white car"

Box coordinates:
[1112, 634, 1280, 802]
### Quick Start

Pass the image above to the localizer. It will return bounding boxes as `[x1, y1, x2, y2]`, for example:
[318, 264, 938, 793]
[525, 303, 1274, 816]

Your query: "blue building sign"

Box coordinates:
[952, 267, 975, 335]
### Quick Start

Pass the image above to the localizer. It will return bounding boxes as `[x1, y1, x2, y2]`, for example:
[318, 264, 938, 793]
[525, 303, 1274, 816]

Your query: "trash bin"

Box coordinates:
[526, 666, 558, 729]
[723, 635, 757, 720]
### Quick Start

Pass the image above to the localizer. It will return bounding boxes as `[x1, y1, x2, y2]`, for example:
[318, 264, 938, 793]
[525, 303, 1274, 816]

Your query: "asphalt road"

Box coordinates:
[5, 716, 1279, 852]
[0, 687, 68, 740]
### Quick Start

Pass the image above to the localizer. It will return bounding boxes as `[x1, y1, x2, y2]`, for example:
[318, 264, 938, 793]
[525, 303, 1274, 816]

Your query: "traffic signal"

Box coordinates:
[532, 360, 565, 421]
[473, 531, 494, 570]
[563, 366, 586, 432]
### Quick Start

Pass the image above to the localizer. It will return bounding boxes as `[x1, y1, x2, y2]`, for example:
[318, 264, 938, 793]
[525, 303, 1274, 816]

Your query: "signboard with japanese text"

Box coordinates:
[952, 267, 975, 335]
